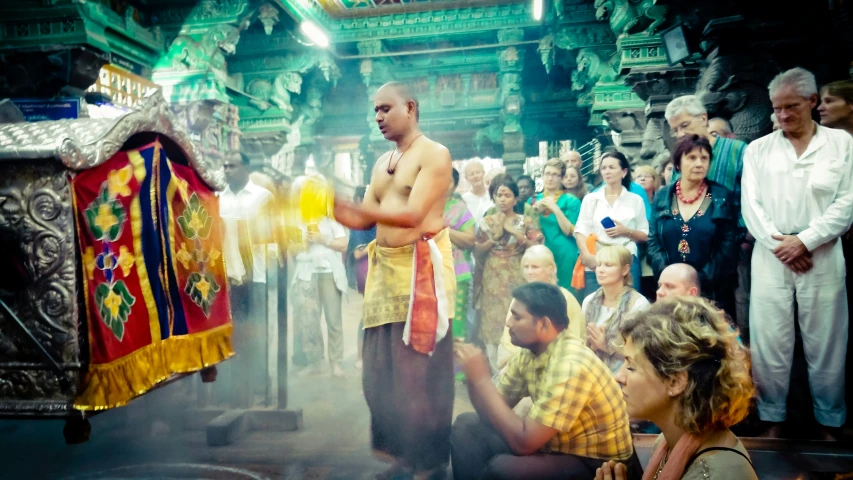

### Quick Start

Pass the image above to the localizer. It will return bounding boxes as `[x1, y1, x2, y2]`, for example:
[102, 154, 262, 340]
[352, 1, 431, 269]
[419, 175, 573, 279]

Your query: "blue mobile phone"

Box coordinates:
[601, 217, 616, 229]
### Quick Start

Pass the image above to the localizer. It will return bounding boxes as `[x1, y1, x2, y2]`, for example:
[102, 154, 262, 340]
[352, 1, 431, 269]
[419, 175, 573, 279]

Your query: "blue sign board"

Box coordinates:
[11, 99, 81, 121]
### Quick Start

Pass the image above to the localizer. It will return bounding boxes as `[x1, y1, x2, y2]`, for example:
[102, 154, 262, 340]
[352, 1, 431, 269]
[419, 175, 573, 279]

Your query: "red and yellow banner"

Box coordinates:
[71, 139, 232, 411]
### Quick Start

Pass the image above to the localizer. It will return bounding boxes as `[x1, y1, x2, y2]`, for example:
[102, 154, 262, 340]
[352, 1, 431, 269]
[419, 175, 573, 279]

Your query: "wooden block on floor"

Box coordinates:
[248, 408, 303, 432]
[206, 409, 249, 446]
[183, 407, 227, 431]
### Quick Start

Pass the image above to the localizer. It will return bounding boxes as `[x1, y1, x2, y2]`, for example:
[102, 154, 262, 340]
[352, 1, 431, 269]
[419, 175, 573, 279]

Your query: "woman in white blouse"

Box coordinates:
[574, 151, 649, 297]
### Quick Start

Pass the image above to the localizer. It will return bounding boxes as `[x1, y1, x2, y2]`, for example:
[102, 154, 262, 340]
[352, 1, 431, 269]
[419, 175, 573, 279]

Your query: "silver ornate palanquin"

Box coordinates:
[0, 92, 223, 433]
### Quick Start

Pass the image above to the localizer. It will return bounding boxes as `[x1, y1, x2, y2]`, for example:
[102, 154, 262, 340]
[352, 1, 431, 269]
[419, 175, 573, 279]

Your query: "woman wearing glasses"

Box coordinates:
[529, 158, 583, 296]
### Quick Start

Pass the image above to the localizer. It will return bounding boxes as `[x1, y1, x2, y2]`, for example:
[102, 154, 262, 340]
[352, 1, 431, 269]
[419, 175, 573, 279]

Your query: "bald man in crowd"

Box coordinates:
[656, 263, 701, 300]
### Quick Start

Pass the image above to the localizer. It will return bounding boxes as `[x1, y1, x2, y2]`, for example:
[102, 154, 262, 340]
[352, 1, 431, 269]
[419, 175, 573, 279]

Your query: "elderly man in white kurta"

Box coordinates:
[742, 67, 853, 436]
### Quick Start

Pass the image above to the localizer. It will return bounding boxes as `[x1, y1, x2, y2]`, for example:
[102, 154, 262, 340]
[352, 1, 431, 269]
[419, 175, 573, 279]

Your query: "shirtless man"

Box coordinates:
[334, 82, 456, 480]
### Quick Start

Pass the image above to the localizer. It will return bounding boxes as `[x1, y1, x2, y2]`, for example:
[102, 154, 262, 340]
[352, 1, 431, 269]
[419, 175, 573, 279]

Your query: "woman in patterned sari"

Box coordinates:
[444, 168, 476, 342]
[474, 176, 543, 370]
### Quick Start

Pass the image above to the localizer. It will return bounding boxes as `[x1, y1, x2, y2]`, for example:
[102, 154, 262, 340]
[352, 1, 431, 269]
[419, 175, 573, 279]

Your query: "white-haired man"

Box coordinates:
[462, 160, 493, 220]
[742, 67, 853, 439]
[665, 95, 748, 196]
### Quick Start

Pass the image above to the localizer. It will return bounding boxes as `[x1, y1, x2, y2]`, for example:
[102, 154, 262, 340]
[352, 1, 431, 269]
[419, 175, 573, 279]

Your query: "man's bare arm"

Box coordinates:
[338, 145, 452, 229]
[334, 180, 381, 230]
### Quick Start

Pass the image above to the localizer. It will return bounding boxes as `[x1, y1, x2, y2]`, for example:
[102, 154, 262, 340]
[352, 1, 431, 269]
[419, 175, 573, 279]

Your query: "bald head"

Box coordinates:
[564, 151, 582, 169]
[656, 263, 701, 301]
[708, 117, 735, 139]
[377, 82, 419, 120]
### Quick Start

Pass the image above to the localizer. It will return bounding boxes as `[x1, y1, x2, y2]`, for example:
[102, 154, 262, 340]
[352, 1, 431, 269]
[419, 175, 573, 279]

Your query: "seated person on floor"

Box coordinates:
[655, 263, 701, 300]
[451, 282, 643, 480]
[595, 297, 757, 480]
[656, 263, 743, 344]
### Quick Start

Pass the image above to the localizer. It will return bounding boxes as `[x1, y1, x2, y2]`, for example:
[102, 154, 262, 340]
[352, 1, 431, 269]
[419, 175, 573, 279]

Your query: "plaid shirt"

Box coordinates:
[497, 330, 634, 460]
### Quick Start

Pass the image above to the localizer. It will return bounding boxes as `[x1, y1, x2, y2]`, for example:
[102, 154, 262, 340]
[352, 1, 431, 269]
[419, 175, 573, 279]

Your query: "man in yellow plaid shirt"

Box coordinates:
[452, 282, 642, 479]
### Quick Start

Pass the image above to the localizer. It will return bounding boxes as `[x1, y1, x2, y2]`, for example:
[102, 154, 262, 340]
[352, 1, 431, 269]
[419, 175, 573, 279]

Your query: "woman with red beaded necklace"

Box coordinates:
[647, 135, 741, 316]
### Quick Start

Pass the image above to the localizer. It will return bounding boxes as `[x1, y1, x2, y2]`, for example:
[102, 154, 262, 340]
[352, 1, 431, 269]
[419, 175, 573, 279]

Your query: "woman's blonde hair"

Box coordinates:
[542, 158, 566, 178]
[634, 165, 660, 192]
[596, 245, 633, 287]
[619, 297, 754, 434]
[521, 245, 557, 283]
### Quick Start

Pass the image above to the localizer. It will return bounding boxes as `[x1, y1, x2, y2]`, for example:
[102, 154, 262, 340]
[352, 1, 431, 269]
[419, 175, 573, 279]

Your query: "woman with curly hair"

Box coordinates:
[596, 297, 757, 480]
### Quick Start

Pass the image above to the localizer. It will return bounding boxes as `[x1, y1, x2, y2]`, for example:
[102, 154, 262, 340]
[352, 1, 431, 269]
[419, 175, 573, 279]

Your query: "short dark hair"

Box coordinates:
[517, 174, 534, 188]
[380, 81, 420, 121]
[451, 167, 460, 188]
[511, 282, 569, 330]
[710, 117, 733, 134]
[673, 134, 713, 173]
[599, 150, 632, 189]
[239, 152, 251, 166]
[491, 175, 519, 200]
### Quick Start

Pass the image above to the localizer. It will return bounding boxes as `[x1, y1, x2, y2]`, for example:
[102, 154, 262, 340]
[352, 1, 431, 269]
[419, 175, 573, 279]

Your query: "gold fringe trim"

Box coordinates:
[73, 341, 169, 411]
[73, 324, 234, 411]
[165, 323, 234, 374]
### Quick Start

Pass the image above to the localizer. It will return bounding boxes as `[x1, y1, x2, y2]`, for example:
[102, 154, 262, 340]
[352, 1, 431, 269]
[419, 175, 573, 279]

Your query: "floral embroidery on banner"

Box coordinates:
[83, 168, 137, 341]
[175, 192, 221, 317]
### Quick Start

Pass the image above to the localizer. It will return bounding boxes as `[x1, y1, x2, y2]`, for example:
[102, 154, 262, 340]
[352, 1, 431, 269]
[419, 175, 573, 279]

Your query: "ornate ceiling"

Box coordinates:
[312, 0, 522, 19]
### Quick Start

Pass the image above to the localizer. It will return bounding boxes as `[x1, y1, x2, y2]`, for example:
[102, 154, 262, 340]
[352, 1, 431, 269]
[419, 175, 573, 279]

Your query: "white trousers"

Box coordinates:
[750, 240, 848, 427]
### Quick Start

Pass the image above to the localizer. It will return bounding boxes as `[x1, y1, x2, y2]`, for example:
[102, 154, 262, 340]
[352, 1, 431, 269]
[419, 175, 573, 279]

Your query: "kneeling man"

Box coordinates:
[452, 282, 641, 479]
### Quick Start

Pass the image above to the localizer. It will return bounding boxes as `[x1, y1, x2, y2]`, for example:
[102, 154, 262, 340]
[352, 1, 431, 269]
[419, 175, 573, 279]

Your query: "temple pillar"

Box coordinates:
[498, 28, 526, 178]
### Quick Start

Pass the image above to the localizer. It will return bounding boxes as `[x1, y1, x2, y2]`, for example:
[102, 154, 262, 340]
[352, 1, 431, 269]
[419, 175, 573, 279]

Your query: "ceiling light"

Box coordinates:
[300, 21, 329, 48]
[533, 0, 543, 21]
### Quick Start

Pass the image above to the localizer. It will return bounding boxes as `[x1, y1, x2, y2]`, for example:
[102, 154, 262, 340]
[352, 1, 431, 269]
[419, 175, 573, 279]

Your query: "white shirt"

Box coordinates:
[575, 187, 649, 262]
[462, 190, 494, 220]
[742, 124, 853, 253]
[219, 180, 274, 284]
[292, 218, 348, 293]
[582, 293, 650, 326]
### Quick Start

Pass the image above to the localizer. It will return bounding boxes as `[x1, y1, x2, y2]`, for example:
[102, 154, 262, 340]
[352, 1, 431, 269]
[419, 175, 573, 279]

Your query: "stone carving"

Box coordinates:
[640, 118, 670, 168]
[245, 73, 302, 112]
[296, 85, 325, 143]
[257, 3, 279, 35]
[165, 23, 243, 72]
[538, 34, 555, 74]
[159, 0, 249, 25]
[474, 123, 504, 154]
[246, 79, 274, 111]
[695, 54, 777, 142]
[593, 0, 668, 37]
[555, 25, 615, 50]
[571, 49, 620, 91]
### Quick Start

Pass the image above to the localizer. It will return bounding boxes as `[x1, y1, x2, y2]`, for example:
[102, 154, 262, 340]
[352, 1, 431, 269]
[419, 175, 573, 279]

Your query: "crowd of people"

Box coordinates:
[219, 71, 853, 478]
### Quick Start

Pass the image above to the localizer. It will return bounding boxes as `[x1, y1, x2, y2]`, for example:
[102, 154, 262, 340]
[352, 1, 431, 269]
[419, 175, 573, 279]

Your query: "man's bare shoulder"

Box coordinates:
[417, 137, 452, 164]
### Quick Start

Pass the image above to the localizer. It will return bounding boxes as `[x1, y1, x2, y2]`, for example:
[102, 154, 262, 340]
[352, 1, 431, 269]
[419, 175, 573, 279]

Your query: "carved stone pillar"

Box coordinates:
[604, 109, 646, 166]
[626, 67, 701, 164]
[461, 74, 472, 108]
[498, 28, 526, 178]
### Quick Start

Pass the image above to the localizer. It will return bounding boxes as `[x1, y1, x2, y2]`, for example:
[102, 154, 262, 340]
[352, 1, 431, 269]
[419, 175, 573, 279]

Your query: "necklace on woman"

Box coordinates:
[676, 179, 707, 204]
[386, 133, 424, 175]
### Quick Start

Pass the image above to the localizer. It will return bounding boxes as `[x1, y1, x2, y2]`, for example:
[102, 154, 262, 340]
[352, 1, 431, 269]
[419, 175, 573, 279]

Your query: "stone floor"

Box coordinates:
[0, 288, 852, 479]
